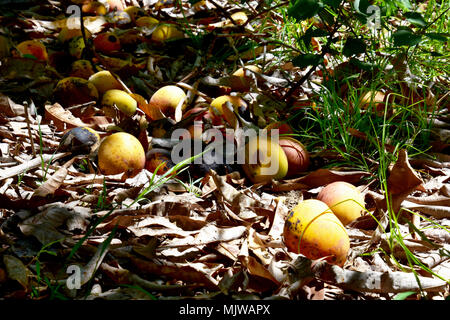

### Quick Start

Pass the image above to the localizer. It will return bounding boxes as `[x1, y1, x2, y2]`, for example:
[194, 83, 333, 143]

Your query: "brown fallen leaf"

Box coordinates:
[130, 256, 219, 289]
[271, 168, 371, 191]
[32, 157, 78, 198]
[3, 254, 29, 290]
[387, 149, 424, 215]
[44, 103, 92, 131]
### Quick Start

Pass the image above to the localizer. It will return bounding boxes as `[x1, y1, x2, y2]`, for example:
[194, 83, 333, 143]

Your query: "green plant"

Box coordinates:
[29, 239, 67, 300]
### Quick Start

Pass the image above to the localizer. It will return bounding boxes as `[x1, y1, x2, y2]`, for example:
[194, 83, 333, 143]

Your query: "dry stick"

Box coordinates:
[0, 152, 70, 181]
[23, 101, 36, 158]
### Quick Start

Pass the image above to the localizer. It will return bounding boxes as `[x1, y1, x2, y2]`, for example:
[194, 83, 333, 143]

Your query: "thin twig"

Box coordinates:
[23, 101, 36, 158]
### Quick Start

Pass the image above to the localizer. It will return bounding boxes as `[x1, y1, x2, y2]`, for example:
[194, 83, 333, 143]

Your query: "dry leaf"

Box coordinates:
[44, 103, 92, 131]
[3, 254, 29, 289]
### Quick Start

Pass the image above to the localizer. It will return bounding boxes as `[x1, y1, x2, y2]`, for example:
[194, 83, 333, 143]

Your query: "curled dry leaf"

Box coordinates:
[44, 103, 92, 131]
[271, 168, 371, 191]
[386, 149, 424, 214]
[32, 157, 77, 198]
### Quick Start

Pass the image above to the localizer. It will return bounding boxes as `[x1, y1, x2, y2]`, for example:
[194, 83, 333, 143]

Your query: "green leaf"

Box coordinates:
[292, 53, 323, 68]
[288, 0, 322, 21]
[425, 32, 449, 42]
[393, 291, 416, 300]
[392, 29, 422, 46]
[301, 27, 328, 48]
[343, 38, 366, 57]
[404, 11, 427, 27]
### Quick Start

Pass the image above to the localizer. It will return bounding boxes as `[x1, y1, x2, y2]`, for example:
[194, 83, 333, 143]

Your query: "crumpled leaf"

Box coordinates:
[271, 168, 371, 191]
[44, 103, 92, 131]
[3, 254, 29, 289]
[19, 202, 90, 245]
[130, 256, 219, 289]
[387, 149, 424, 214]
[33, 157, 77, 198]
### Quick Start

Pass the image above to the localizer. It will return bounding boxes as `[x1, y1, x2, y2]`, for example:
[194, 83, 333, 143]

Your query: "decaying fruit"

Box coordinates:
[59, 126, 100, 155]
[16, 40, 48, 61]
[135, 16, 159, 27]
[151, 25, 184, 43]
[70, 59, 96, 79]
[209, 95, 247, 127]
[147, 85, 186, 120]
[242, 136, 288, 184]
[101, 89, 137, 116]
[94, 32, 121, 53]
[88, 70, 122, 94]
[53, 77, 99, 107]
[283, 199, 350, 266]
[124, 6, 146, 22]
[279, 137, 310, 176]
[58, 27, 92, 43]
[317, 181, 365, 226]
[265, 122, 294, 136]
[232, 65, 261, 78]
[98, 132, 145, 176]
[82, 1, 107, 15]
[145, 150, 176, 175]
[68, 36, 86, 59]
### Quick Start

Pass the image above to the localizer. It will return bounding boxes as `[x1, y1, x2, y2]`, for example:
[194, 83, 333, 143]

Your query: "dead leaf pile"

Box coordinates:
[0, 0, 448, 301]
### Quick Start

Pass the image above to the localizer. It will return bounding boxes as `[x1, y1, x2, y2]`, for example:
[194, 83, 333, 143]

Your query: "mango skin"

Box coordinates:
[279, 137, 310, 176]
[98, 132, 145, 176]
[151, 25, 184, 43]
[88, 70, 122, 94]
[209, 95, 246, 127]
[242, 136, 289, 184]
[16, 40, 48, 61]
[283, 199, 350, 266]
[53, 77, 99, 107]
[317, 181, 365, 226]
[147, 85, 186, 120]
[102, 89, 137, 116]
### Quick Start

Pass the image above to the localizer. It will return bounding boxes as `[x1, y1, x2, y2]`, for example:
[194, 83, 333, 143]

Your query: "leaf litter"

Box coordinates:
[0, 0, 448, 301]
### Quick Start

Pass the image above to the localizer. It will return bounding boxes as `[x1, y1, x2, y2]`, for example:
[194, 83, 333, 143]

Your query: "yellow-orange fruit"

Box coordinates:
[101, 89, 137, 116]
[232, 65, 261, 78]
[242, 136, 288, 184]
[279, 137, 310, 176]
[135, 16, 159, 27]
[82, 1, 107, 15]
[93, 32, 121, 53]
[68, 36, 85, 59]
[58, 27, 92, 43]
[16, 40, 48, 61]
[124, 6, 146, 22]
[317, 181, 365, 226]
[70, 59, 96, 79]
[53, 77, 99, 107]
[98, 132, 145, 176]
[147, 85, 186, 120]
[88, 70, 122, 94]
[283, 199, 350, 266]
[151, 25, 184, 43]
[209, 95, 247, 127]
